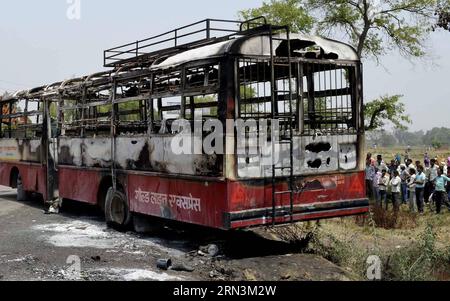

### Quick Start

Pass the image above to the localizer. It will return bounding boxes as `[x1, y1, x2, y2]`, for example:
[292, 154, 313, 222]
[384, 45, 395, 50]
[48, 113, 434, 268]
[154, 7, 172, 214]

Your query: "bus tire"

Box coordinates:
[16, 175, 28, 202]
[105, 188, 132, 230]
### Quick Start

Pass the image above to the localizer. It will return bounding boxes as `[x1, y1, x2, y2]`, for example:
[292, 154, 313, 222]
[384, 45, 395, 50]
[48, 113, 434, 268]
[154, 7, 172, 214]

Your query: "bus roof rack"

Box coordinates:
[103, 17, 273, 68]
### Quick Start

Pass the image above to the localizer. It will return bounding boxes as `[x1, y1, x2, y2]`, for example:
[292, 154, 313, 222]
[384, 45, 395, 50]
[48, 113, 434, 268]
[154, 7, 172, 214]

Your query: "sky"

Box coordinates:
[0, 0, 449, 131]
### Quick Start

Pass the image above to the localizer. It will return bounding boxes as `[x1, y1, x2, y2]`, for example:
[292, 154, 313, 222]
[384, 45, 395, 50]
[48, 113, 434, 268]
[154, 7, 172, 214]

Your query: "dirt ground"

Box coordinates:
[317, 205, 450, 280]
[0, 187, 351, 281]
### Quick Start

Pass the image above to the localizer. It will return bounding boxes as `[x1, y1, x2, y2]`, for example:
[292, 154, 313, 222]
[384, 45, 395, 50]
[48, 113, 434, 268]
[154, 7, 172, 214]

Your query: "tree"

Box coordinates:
[435, 2, 450, 31]
[303, 0, 439, 60]
[239, 0, 448, 131]
[364, 95, 411, 131]
[239, 0, 314, 33]
[367, 130, 397, 147]
[393, 129, 425, 146]
[423, 127, 450, 147]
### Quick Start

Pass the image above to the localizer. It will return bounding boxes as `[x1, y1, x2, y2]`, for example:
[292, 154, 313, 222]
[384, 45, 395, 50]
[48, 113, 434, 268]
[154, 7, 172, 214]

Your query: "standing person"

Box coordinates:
[373, 167, 382, 206]
[390, 170, 402, 212]
[425, 159, 439, 202]
[415, 166, 426, 214]
[365, 159, 375, 199]
[399, 165, 410, 205]
[424, 152, 430, 168]
[444, 156, 450, 175]
[407, 168, 417, 213]
[404, 149, 410, 164]
[395, 153, 402, 165]
[414, 161, 421, 171]
[366, 153, 375, 166]
[433, 168, 450, 214]
[375, 155, 387, 172]
[388, 160, 398, 178]
[446, 166, 450, 201]
[406, 159, 416, 172]
[378, 169, 390, 210]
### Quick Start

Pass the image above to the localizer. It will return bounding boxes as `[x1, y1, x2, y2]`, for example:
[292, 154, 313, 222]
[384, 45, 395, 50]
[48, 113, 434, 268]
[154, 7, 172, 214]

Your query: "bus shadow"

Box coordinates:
[137, 221, 309, 260]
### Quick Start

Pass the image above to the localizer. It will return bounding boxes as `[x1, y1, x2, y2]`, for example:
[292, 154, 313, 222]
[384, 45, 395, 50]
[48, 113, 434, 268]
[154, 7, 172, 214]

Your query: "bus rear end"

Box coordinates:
[224, 33, 368, 229]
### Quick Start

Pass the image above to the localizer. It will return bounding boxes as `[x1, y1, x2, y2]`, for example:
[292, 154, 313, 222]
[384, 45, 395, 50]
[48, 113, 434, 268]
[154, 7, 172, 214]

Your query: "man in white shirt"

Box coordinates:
[390, 170, 401, 212]
[407, 168, 417, 212]
[399, 165, 410, 205]
[378, 169, 390, 209]
[425, 159, 439, 202]
[375, 155, 388, 172]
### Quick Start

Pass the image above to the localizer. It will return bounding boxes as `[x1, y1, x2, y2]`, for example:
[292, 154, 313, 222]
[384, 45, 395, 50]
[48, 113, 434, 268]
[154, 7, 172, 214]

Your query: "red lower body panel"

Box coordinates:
[0, 161, 47, 199]
[0, 162, 368, 230]
[58, 167, 105, 205]
[128, 174, 228, 229]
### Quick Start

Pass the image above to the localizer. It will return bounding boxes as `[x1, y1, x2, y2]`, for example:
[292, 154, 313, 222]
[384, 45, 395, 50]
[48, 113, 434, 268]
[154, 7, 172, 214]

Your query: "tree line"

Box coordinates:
[368, 127, 450, 148]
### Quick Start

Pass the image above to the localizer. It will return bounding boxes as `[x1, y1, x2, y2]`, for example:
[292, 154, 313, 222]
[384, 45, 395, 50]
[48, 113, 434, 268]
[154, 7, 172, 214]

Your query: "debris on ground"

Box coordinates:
[156, 258, 172, 270]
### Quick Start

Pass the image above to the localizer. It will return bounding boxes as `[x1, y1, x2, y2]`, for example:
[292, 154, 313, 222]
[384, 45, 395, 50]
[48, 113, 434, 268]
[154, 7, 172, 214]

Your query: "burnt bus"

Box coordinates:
[0, 18, 368, 230]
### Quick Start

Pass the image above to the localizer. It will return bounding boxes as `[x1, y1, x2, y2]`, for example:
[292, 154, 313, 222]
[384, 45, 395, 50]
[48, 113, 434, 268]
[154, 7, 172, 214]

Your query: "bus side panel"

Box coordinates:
[58, 167, 103, 204]
[0, 162, 47, 198]
[128, 174, 228, 229]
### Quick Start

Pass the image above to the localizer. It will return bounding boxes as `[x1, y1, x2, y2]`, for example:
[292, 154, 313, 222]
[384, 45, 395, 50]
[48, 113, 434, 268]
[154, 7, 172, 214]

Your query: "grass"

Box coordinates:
[267, 144, 450, 280]
[268, 208, 450, 280]
[308, 204, 450, 281]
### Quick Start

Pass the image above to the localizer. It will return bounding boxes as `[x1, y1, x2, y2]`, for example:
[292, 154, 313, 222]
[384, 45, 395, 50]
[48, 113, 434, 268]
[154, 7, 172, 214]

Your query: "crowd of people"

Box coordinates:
[365, 151, 450, 214]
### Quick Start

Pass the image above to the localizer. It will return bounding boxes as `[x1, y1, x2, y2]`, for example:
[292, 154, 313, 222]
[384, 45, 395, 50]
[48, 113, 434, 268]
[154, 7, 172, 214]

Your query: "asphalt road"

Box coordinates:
[0, 186, 350, 281]
[0, 186, 202, 281]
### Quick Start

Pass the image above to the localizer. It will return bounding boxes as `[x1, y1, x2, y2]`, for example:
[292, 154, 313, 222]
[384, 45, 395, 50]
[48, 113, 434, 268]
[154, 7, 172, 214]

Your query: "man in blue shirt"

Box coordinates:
[415, 166, 426, 214]
[365, 159, 375, 200]
[433, 168, 450, 214]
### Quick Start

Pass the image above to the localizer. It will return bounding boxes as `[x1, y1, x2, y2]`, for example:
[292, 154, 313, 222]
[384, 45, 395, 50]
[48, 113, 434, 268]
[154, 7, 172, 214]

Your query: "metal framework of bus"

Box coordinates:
[0, 18, 369, 230]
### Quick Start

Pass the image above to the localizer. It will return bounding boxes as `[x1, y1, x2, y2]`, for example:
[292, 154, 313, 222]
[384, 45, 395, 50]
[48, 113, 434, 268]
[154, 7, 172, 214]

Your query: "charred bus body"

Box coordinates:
[0, 18, 368, 230]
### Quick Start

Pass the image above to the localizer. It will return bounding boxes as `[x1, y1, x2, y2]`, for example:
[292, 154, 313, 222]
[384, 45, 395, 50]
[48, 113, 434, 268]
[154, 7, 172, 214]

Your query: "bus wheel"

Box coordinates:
[16, 175, 28, 202]
[105, 188, 132, 230]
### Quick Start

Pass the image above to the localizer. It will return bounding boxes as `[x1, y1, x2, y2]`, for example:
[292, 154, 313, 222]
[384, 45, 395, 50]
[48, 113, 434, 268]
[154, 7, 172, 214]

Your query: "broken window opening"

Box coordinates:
[185, 65, 219, 90]
[238, 58, 273, 120]
[301, 63, 356, 135]
[238, 57, 297, 141]
[0, 99, 44, 139]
